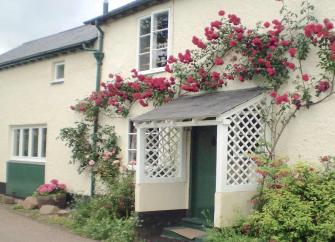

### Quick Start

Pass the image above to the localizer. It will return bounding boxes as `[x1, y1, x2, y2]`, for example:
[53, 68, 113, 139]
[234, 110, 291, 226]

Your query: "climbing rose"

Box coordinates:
[211, 20, 222, 29]
[50, 179, 59, 185]
[88, 160, 95, 166]
[214, 57, 224, 65]
[218, 10, 225, 16]
[275, 93, 289, 104]
[302, 74, 309, 81]
[263, 21, 270, 28]
[229, 40, 237, 47]
[288, 48, 297, 57]
[316, 81, 330, 93]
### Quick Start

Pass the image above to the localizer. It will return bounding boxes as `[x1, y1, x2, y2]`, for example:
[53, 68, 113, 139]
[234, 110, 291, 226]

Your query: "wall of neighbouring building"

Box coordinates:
[0, 50, 96, 195]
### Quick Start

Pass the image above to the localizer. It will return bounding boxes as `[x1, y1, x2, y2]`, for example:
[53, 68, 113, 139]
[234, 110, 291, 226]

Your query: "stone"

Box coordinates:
[22, 196, 38, 210]
[57, 209, 70, 217]
[39, 205, 60, 215]
[2, 195, 15, 204]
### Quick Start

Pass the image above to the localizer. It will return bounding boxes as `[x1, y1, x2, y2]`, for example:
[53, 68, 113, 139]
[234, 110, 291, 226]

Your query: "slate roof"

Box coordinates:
[133, 88, 264, 122]
[0, 25, 98, 69]
[85, 0, 169, 24]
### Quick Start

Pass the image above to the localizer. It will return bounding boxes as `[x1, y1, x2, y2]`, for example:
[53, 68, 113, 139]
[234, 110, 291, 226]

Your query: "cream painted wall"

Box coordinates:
[214, 191, 256, 227]
[0, 51, 96, 194]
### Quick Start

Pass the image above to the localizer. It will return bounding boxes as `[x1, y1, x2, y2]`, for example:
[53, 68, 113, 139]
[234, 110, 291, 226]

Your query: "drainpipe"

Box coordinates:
[90, 21, 104, 196]
[82, 20, 105, 196]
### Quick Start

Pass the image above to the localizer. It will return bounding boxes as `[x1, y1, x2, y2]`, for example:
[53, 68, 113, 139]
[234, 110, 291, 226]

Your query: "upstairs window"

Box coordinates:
[12, 126, 47, 161]
[53, 62, 65, 83]
[138, 10, 169, 72]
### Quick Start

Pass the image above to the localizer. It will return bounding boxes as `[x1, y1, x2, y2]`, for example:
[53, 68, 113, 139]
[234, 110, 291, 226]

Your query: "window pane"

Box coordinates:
[152, 48, 168, 68]
[31, 128, 39, 157]
[139, 53, 150, 71]
[129, 135, 137, 149]
[154, 11, 168, 31]
[140, 17, 151, 36]
[13, 129, 20, 156]
[128, 151, 137, 162]
[153, 30, 168, 49]
[41, 128, 47, 157]
[22, 129, 29, 157]
[56, 64, 65, 79]
[140, 35, 150, 54]
[129, 121, 137, 133]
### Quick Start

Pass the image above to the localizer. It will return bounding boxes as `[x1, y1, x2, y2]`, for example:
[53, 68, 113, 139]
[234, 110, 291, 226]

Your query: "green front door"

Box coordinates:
[190, 126, 217, 222]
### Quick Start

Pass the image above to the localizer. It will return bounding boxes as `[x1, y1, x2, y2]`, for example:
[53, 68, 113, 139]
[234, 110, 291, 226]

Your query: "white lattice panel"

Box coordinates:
[226, 102, 264, 186]
[143, 127, 182, 179]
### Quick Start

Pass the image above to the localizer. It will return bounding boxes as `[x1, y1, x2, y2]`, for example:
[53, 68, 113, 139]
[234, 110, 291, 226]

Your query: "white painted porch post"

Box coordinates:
[215, 121, 230, 193]
[136, 127, 146, 184]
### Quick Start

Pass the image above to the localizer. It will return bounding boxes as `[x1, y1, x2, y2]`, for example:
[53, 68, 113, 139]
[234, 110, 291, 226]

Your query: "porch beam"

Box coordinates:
[136, 127, 146, 184]
[134, 120, 221, 129]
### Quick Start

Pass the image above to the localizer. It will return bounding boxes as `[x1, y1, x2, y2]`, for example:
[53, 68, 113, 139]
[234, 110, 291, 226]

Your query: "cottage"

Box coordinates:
[0, 0, 334, 230]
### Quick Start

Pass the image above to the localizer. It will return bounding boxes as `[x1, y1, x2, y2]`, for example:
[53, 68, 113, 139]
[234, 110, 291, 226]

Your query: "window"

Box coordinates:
[53, 62, 65, 83]
[127, 121, 137, 168]
[11, 126, 47, 161]
[138, 10, 169, 72]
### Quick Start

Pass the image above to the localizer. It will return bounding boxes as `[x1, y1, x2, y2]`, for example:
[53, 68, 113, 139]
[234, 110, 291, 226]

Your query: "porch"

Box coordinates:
[133, 88, 264, 229]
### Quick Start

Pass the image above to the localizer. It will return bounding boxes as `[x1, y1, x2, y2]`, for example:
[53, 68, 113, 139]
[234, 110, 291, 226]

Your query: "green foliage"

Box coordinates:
[70, 173, 136, 242]
[206, 227, 262, 242]
[59, 122, 121, 186]
[245, 156, 335, 242]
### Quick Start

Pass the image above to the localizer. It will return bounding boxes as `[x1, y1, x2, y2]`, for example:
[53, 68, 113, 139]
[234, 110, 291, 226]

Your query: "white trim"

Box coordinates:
[126, 120, 137, 171]
[137, 9, 171, 73]
[219, 94, 265, 120]
[215, 123, 229, 193]
[135, 120, 222, 129]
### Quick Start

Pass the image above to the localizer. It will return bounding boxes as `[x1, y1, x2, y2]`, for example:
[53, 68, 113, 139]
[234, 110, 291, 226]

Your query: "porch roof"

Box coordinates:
[133, 87, 264, 122]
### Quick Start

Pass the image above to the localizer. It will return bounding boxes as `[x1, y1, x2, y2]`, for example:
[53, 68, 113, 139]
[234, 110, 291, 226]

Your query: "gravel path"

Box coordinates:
[0, 205, 95, 242]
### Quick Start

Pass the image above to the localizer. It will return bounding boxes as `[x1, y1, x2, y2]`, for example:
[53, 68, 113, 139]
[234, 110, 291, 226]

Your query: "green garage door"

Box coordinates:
[6, 161, 45, 198]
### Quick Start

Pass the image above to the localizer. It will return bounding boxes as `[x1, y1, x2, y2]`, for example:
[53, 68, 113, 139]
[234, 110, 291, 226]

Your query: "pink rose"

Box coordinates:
[58, 184, 66, 190]
[88, 160, 95, 166]
[50, 179, 59, 185]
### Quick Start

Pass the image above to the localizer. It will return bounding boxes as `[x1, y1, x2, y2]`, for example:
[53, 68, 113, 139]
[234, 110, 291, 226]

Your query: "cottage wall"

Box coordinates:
[0, 51, 96, 194]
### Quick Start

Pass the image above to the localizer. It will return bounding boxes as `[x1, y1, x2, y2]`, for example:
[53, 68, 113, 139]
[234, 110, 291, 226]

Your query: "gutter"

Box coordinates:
[0, 40, 96, 70]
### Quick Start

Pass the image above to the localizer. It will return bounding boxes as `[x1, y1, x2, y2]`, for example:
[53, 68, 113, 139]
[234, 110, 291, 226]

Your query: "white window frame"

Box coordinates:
[11, 125, 47, 162]
[137, 9, 172, 75]
[52, 61, 65, 84]
[127, 120, 137, 170]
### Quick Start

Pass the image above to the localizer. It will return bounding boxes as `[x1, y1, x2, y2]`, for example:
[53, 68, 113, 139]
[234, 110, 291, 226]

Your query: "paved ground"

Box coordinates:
[0, 205, 95, 242]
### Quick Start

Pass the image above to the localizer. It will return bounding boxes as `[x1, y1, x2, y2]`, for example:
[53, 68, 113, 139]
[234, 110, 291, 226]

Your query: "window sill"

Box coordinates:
[9, 158, 46, 165]
[51, 79, 64, 85]
[139, 67, 165, 76]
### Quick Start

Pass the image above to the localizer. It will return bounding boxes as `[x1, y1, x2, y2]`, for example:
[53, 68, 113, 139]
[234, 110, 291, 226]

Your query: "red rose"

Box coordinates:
[288, 48, 297, 57]
[229, 40, 237, 47]
[302, 74, 309, 81]
[214, 57, 224, 65]
[263, 21, 270, 28]
[218, 10, 225, 16]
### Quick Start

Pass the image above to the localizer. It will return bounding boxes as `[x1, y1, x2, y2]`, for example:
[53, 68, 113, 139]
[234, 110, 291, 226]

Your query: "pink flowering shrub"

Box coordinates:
[35, 179, 66, 196]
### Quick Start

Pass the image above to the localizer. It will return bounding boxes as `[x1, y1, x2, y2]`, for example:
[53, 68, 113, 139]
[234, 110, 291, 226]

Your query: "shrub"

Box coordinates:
[70, 173, 136, 241]
[244, 156, 335, 242]
[206, 227, 261, 242]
